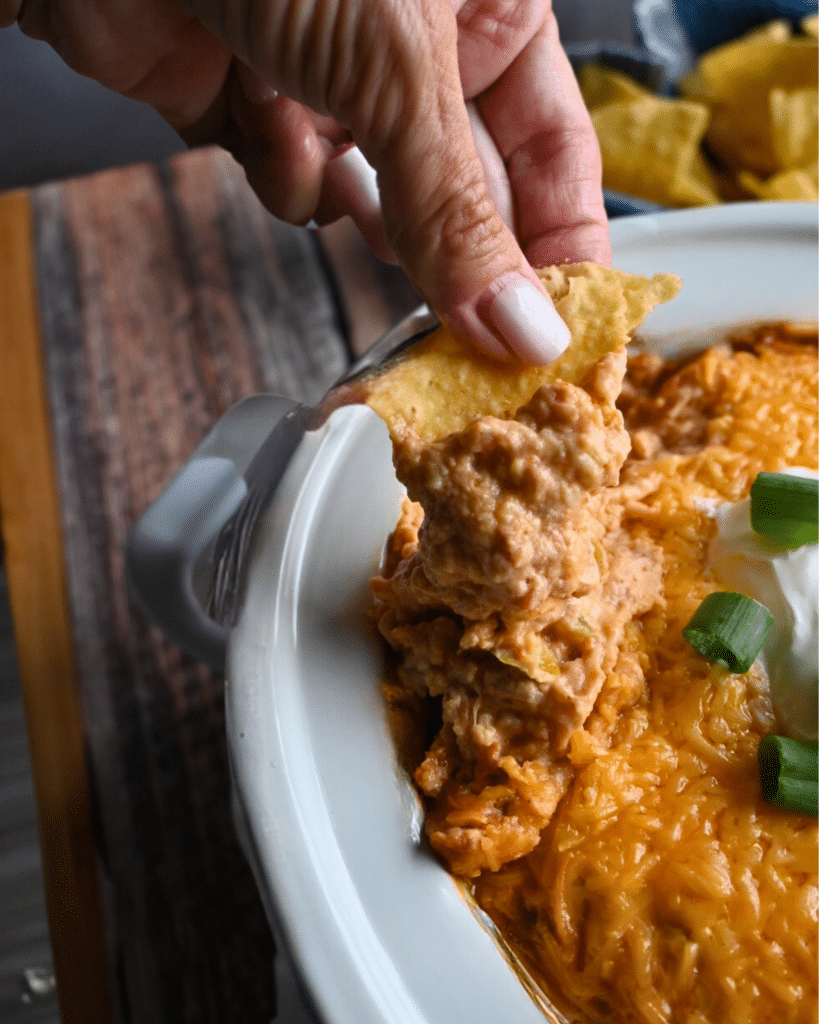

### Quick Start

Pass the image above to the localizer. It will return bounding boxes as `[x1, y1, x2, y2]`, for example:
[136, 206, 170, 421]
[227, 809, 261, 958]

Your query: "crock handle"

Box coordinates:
[125, 394, 299, 673]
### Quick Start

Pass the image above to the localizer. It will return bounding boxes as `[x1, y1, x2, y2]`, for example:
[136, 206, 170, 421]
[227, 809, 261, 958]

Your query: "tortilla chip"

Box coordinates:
[689, 150, 723, 196]
[739, 164, 819, 201]
[364, 264, 681, 442]
[741, 18, 793, 44]
[591, 96, 720, 207]
[579, 63, 653, 110]
[769, 88, 818, 170]
[679, 35, 818, 176]
[579, 21, 818, 209]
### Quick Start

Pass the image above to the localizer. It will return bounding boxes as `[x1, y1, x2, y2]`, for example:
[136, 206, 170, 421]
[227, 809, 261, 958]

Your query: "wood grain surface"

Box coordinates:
[0, 146, 420, 1024]
[0, 190, 113, 1024]
[0, 560, 60, 1024]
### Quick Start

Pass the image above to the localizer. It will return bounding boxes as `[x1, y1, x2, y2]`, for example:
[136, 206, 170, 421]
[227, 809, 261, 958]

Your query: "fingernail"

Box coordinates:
[485, 274, 570, 364]
[236, 63, 278, 105]
[324, 146, 396, 262]
[326, 145, 381, 218]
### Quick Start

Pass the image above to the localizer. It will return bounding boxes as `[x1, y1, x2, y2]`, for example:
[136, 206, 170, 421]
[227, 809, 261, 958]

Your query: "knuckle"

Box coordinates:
[408, 167, 507, 268]
[457, 0, 539, 49]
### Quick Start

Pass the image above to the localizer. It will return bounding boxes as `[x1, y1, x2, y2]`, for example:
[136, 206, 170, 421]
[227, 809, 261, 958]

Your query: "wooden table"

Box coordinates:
[0, 147, 419, 1024]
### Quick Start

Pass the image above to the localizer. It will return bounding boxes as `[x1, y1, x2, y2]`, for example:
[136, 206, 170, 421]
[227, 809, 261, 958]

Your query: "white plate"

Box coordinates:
[226, 202, 818, 1024]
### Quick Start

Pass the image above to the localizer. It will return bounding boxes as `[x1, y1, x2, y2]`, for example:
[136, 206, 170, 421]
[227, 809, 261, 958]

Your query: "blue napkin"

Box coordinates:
[668, 0, 817, 55]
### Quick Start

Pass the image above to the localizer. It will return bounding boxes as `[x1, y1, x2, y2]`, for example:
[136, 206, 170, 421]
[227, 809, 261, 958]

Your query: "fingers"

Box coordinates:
[466, 101, 514, 230]
[15, 0, 233, 129]
[8, 0, 603, 365]
[454, 0, 548, 98]
[455, 0, 609, 265]
[231, 65, 396, 260]
[370, 55, 570, 363]
[475, 12, 611, 267]
[186, 0, 574, 362]
[230, 64, 329, 223]
[316, 147, 397, 263]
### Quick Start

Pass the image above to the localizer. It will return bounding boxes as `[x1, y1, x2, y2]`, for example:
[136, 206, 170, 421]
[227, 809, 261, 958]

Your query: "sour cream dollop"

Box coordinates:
[707, 467, 819, 743]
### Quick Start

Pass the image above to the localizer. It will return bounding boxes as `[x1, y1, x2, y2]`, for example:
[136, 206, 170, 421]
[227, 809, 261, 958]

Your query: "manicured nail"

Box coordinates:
[324, 146, 397, 262]
[325, 145, 381, 219]
[486, 274, 571, 364]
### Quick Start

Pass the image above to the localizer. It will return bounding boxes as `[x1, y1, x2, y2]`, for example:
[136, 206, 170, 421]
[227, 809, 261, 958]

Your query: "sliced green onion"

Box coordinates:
[682, 591, 773, 673]
[750, 472, 818, 548]
[758, 734, 818, 816]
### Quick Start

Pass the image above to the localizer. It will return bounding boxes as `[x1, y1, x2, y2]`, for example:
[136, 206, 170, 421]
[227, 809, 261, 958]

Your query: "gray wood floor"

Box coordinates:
[0, 562, 59, 1024]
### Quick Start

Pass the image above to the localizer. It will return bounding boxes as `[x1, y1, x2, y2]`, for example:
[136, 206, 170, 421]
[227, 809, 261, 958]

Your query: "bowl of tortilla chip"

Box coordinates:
[575, 6, 818, 211]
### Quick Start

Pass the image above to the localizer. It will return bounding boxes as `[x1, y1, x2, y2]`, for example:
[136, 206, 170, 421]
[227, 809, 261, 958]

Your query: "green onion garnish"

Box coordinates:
[682, 592, 773, 673]
[758, 734, 818, 816]
[750, 472, 818, 548]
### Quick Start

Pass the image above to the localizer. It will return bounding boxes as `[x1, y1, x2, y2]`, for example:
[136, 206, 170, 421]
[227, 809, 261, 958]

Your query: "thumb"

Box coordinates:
[362, 51, 570, 363]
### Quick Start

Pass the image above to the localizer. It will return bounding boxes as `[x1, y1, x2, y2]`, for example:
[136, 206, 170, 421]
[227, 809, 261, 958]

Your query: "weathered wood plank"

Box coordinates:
[317, 219, 421, 358]
[0, 190, 113, 1024]
[30, 149, 353, 1023]
[5, 144, 420, 1024]
[0, 564, 60, 1024]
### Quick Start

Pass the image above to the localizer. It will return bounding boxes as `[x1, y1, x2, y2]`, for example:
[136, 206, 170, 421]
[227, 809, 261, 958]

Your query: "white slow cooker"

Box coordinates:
[127, 202, 818, 1024]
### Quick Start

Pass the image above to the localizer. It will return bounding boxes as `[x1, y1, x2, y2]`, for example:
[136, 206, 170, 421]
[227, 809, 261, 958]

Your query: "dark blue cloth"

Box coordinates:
[603, 189, 665, 218]
[665, 0, 817, 55]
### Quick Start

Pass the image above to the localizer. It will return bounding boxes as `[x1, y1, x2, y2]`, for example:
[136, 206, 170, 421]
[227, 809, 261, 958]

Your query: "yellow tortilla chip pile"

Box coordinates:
[581, 64, 720, 206]
[364, 263, 681, 442]
[581, 16, 818, 206]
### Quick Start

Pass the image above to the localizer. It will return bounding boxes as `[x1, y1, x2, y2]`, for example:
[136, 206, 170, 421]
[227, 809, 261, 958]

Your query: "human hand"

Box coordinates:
[2, 0, 610, 363]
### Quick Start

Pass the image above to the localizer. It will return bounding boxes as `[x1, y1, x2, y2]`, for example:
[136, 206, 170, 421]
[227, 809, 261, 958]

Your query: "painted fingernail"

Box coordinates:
[324, 146, 397, 262]
[326, 145, 381, 219]
[486, 274, 571, 364]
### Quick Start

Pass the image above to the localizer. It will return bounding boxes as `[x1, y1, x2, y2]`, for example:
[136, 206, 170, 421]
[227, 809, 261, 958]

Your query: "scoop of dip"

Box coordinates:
[707, 467, 819, 742]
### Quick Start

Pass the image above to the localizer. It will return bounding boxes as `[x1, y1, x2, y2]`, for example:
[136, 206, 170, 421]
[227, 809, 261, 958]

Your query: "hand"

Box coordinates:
[2, 0, 610, 363]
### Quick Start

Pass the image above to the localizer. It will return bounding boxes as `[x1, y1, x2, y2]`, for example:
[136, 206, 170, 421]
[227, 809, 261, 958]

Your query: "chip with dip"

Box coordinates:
[369, 273, 819, 1024]
[364, 263, 680, 442]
